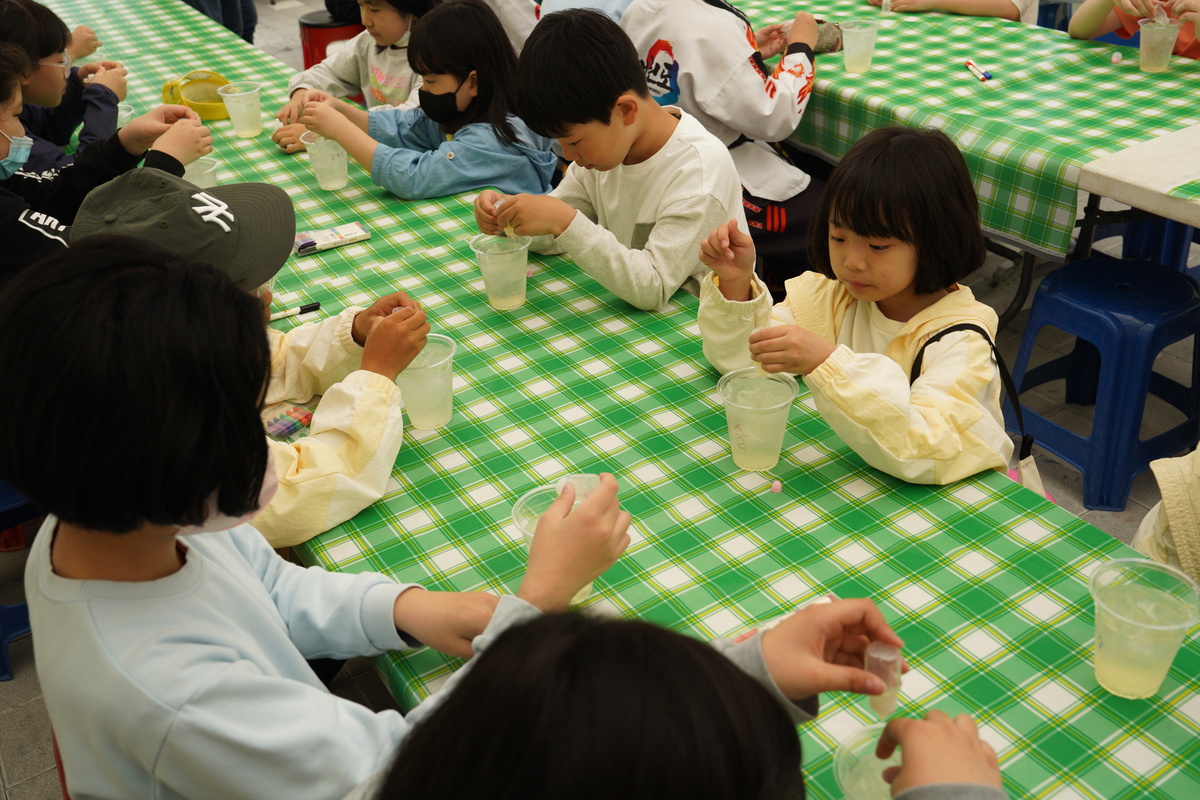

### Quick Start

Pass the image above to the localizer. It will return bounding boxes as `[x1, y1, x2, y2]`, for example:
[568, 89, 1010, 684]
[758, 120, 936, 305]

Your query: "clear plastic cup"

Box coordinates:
[116, 103, 135, 128]
[217, 81, 263, 137]
[299, 131, 350, 191]
[183, 156, 220, 189]
[716, 367, 798, 471]
[865, 642, 903, 719]
[841, 20, 880, 74]
[395, 333, 456, 430]
[511, 474, 602, 605]
[1138, 18, 1180, 73]
[469, 233, 532, 310]
[1089, 558, 1199, 699]
[835, 723, 902, 800]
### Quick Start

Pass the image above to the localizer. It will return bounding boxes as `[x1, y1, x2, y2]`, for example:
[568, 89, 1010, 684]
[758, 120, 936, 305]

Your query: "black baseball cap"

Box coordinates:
[71, 168, 296, 290]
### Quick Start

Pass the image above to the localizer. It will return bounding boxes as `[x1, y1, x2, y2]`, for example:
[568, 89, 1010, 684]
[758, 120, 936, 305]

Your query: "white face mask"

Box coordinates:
[177, 449, 279, 534]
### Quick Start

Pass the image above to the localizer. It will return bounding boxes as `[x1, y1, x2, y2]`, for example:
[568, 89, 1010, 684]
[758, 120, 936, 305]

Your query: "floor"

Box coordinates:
[1, 1, 1197, 796]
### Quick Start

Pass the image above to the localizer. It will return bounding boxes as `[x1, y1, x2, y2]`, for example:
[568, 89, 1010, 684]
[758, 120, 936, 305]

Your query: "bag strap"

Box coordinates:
[909, 323, 1033, 462]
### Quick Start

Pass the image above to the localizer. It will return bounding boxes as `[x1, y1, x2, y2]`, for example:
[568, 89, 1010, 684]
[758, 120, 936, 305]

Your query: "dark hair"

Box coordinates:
[407, 0, 518, 145]
[514, 8, 649, 139]
[0, 0, 70, 61]
[362, 0, 438, 53]
[0, 237, 271, 533]
[808, 126, 986, 295]
[377, 613, 805, 800]
[0, 42, 31, 103]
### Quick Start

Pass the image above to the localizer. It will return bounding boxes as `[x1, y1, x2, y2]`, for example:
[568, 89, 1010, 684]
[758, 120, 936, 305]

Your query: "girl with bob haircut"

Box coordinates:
[362, 607, 1007, 800]
[698, 126, 1012, 486]
[3, 237, 630, 799]
[297, 0, 556, 199]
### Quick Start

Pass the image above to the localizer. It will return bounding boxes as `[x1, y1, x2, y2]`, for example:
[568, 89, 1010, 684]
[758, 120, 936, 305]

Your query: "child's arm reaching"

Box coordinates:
[298, 97, 377, 168]
[1068, 0, 1138, 38]
[869, 0, 1025, 22]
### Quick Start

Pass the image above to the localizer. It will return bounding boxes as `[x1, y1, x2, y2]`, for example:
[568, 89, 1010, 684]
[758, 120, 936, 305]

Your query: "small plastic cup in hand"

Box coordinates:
[716, 366, 798, 471]
[1089, 558, 1199, 699]
[469, 233, 532, 310]
[841, 20, 880, 74]
[116, 103, 135, 129]
[865, 642, 903, 719]
[299, 131, 350, 191]
[835, 723, 902, 800]
[395, 333, 456, 430]
[183, 156, 220, 189]
[511, 474, 602, 605]
[1138, 17, 1180, 73]
[217, 81, 263, 137]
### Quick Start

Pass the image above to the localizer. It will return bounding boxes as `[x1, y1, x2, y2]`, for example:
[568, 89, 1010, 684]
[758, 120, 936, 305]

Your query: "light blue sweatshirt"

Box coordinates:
[367, 109, 556, 200]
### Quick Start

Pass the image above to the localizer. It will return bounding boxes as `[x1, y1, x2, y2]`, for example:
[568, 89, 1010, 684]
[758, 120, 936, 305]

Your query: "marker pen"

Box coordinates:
[269, 301, 321, 321]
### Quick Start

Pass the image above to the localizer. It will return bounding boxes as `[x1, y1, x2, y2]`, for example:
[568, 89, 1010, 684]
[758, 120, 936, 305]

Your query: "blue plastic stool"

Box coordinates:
[1005, 258, 1200, 510]
[0, 480, 38, 681]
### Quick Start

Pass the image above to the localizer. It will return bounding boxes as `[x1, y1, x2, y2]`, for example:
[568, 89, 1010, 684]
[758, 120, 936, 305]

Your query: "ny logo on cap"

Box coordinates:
[190, 192, 235, 233]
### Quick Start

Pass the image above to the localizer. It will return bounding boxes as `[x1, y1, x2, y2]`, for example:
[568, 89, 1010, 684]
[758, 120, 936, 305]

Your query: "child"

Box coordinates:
[273, 0, 435, 155]
[298, 0, 556, 200]
[474, 8, 747, 312]
[619, 0, 827, 295]
[0, 237, 631, 799]
[0, 46, 211, 284]
[365, 602, 1007, 799]
[69, 167, 422, 547]
[867, 0, 1037, 24]
[1069, 0, 1199, 58]
[0, 0, 128, 170]
[699, 127, 1012, 485]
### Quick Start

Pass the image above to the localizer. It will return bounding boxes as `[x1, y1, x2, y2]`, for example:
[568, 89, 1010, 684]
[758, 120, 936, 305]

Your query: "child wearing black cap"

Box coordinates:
[71, 168, 426, 546]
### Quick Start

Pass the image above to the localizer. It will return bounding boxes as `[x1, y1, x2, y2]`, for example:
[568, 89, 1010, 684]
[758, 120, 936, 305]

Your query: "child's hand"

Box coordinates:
[785, 12, 818, 48]
[494, 194, 577, 238]
[299, 100, 355, 142]
[877, 711, 1004, 793]
[760, 598, 904, 700]
[392, 587, 500, 659]
[474, 189, 508, 234]
[749, 324, 836, 375]
[352, 292, 418, 345]
[118, 105, 202, 155]
[755, 23, 787, 59]
[277, 89, 311, 125]
[518, 473, 631, 612]
[699, 220, 757, 299]
[79, 62, 127, 100]
[1119, 0, 1162, 16]
[149, 119, 213, 166]
[1172, 0, 1200, 23]
[361, 304, 430, 381]
[68, 26, 101, 61]
[272, 122, 309, 154]
[885, 0, 939, 11]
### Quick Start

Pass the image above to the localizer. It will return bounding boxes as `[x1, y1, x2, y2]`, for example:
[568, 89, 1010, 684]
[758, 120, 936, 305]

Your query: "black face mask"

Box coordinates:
[418, 81, 464, 124]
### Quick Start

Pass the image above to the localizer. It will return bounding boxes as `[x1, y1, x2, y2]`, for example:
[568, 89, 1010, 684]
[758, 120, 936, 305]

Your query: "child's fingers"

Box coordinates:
[544, 481, 578, 521]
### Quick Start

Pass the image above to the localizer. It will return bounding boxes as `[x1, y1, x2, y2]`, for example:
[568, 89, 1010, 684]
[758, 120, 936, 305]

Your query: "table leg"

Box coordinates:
[998, 251, 1036, 331]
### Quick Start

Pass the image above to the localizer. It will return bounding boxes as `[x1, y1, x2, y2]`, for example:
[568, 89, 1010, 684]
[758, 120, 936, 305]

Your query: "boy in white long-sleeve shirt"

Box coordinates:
[71, 168, 427, 546]
[473, 8, 746, 312]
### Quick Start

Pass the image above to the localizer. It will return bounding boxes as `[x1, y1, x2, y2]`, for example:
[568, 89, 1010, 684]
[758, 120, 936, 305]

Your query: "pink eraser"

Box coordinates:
[526, 268, 534, 277]
[770, 480, 782, 493]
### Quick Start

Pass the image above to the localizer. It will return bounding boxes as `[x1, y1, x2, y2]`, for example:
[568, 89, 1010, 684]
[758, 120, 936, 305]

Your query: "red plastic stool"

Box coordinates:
[299, 11, 365, 69]
[0, 525, 24, 551]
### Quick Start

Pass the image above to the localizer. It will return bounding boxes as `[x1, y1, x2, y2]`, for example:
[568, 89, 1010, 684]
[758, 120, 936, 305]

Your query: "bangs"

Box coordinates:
[825, 178, 914, 244]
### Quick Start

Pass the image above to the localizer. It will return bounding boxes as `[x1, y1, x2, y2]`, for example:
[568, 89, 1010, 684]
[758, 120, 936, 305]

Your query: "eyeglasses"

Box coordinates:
[36, 51, 72, 79]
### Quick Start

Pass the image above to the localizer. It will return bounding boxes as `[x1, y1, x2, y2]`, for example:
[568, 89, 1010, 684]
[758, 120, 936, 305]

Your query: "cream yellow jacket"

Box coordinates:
[699, 272, 1012, 485]
[252, 308, 405, 548]
[1133, 446, 1200, 584]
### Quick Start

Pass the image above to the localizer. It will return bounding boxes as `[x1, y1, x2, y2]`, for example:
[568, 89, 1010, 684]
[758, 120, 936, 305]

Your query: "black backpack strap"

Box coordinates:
[909, 323, 1033, 461]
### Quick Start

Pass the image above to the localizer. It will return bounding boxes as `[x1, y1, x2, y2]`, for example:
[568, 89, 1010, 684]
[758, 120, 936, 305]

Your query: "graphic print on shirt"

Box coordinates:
[369, 66, 412, 106]
[644, 39, 680, 106]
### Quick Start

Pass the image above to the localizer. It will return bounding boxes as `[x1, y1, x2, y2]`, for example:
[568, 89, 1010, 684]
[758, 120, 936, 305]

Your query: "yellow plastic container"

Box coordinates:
[162, 70, 231, 121]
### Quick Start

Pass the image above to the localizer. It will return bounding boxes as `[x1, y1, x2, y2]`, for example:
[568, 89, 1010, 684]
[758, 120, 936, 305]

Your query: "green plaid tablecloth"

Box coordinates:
[44, 2, 1200, 797]
[738, 1, 1200, 257]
